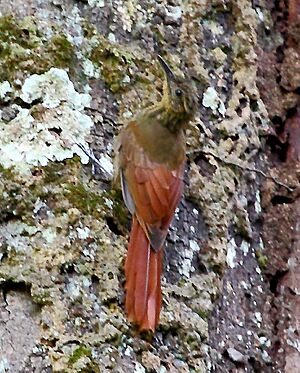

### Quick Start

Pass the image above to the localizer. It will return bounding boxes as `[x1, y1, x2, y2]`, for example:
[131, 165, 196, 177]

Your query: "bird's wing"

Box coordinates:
[118, 126, 184, 251]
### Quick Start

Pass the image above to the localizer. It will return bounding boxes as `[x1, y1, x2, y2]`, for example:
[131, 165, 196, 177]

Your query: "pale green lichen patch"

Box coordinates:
[21, 67, 90, 109]
[88, 0, 105, 7]
[0, 80, 12, 99]
[202, 86, 226, 116]
[0, 68, 92, 174]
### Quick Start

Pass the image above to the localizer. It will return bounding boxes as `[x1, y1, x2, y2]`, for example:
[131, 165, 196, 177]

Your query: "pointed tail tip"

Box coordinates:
[124, 217, 163, 333]
[125, 292, 160, 332]
[128, 313, 158, 333]
[125, 307, 157, 332]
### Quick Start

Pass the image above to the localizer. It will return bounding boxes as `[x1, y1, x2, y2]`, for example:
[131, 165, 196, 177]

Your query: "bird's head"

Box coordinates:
[157, 55, 197, 120]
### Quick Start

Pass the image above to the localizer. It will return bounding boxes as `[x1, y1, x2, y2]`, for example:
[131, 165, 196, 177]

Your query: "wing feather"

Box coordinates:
[149, 174, 169, 208]
[118, 123, 185, 249]
[152, 166, 170, 190]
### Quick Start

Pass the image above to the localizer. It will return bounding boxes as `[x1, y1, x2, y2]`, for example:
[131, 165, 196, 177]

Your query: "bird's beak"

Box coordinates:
[157, 55, 175, 83]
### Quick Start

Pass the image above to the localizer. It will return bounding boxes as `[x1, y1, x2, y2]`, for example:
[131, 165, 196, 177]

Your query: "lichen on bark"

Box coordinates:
[0, 0, 298, 372]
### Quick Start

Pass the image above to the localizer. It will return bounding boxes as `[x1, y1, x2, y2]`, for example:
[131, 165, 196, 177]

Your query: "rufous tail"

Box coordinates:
[125, 216, 163, 331]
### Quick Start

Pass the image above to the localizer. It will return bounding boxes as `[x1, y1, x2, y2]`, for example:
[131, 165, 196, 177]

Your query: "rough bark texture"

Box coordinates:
[0, 0, 299, 372]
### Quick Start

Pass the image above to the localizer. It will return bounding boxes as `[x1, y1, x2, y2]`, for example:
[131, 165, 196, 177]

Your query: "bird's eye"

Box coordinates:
[175, 88, 182, 97]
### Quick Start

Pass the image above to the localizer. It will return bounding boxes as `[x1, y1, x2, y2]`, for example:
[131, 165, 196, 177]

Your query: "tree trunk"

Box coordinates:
[0, 0, 299, 372]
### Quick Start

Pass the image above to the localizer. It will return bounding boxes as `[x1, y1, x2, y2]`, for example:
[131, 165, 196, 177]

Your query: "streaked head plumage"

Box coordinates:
[157, 55, 197, 118]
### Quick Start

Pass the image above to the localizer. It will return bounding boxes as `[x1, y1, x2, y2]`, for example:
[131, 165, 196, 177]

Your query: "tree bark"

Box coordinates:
[0, 0, 299, 372]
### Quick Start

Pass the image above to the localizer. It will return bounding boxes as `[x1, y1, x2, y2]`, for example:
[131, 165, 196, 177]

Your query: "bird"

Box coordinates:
[114, 55, 197, 331]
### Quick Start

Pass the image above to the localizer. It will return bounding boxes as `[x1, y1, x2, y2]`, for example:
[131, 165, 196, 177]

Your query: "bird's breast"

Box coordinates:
[128, 120, 186, 170]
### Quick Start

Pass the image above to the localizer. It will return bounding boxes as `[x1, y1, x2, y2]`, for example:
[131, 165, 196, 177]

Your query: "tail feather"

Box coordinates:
[134, 228, 150, 324]
[142, 246, 162, 330]
[125, 216, 163, 331]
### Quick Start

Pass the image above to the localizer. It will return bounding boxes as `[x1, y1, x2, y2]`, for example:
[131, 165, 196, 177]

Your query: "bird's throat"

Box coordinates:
[141, 102, 189, 134]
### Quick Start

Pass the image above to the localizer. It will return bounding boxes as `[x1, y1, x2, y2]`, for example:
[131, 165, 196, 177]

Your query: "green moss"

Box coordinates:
[90, 36, 135, 92]
[63, 179, 129, 232]
[81, 21, 97, 39]
[0, 167, 34, 222]
[0, 15, 76, 82]
[64, 183, 103, 218]
[68, 344, 101, 372]
[0, 162, 72, 223]
[0, 157, 127, 233]
[102, 188, 129, 233]
[0, 164, 15, 178]
[32, 290, 52, 306]
[43, 161, 73, 184]
[256, 251, 268, 270]
[69, 345, 92, 364]
[0, 15, 40, 51]
[0, 15, 40, 80]
[44, 35, 76, 69]
[195, 308, 210, 319]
